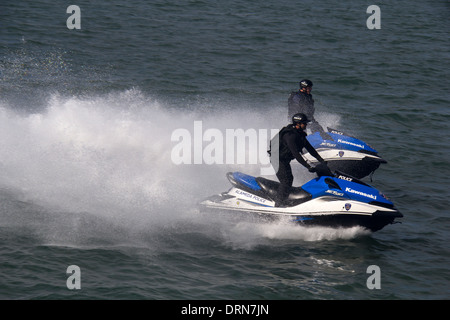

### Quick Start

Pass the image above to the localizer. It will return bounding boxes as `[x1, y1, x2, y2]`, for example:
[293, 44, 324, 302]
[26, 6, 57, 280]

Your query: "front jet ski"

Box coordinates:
[303, 128, 387, 179]
[200, 167, 402, 232]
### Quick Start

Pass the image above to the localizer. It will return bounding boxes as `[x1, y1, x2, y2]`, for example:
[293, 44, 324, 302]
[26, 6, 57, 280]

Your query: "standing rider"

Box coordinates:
[288, 79, 327, 136]
[270, 113, 327, 207]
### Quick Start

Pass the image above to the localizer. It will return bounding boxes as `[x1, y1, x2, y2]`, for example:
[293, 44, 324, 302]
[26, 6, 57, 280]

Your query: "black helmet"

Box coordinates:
[299, 79, 313, 88]
[292, 113, 310, 124]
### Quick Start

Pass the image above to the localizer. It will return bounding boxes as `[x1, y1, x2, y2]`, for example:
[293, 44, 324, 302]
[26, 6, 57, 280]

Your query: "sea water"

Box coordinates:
[0, 0, 449, 301]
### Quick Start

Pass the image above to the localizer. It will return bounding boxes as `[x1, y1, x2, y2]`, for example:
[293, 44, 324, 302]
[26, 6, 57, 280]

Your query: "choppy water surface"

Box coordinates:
[0, 0, 449, 301]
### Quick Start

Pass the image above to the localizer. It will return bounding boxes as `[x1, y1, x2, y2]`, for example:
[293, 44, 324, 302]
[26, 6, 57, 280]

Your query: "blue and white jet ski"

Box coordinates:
[303, 128, 387, 179]
[200, 165, 402, 232]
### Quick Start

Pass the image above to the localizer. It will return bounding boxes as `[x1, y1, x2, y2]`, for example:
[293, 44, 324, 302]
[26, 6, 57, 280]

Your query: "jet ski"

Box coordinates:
[303, 128, 387, 179]
[200, 164, 402, 232]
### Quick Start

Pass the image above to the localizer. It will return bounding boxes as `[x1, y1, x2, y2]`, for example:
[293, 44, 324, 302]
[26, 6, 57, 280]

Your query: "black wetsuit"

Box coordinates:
[270, 125, 324, 205]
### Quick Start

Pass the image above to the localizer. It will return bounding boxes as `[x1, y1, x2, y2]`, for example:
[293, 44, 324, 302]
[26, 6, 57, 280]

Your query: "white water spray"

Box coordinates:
[0, 89, 357, 244]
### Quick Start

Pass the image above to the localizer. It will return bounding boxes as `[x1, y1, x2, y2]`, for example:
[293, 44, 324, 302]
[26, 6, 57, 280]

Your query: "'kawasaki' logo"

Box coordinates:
[345, 187, 377, 200]
[338, 139, 365, 149]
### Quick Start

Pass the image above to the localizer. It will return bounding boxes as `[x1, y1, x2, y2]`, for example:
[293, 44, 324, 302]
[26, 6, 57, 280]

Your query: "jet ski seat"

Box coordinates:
[226, 172, 312, 207]
[256, 177, 312, 206]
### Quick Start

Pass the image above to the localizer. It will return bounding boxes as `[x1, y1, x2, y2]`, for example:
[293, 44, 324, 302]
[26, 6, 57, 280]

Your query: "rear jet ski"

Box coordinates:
[303, 128, 387, 179]
[200, 165, 402, 232]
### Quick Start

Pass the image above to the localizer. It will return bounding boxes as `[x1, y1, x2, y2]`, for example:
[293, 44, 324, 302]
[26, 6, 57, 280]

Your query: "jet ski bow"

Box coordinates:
[304, 128, 387, 179]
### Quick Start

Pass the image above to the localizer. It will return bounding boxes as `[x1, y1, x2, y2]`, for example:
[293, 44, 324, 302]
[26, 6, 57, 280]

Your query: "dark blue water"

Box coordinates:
[0, 0, 449, 302]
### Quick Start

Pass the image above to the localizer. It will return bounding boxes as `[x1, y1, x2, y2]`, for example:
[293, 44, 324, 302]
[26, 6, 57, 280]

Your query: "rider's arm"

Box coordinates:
[283, 132, 312, 169]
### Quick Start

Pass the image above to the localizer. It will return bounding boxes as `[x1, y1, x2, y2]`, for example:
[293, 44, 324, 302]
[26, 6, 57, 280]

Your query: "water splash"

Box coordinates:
[0, 89, 342, 245]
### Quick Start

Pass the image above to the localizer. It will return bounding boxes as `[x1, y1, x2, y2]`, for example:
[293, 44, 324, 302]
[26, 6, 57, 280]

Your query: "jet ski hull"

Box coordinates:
[200, 193, 401, 232]
[291, 210, 402, 232]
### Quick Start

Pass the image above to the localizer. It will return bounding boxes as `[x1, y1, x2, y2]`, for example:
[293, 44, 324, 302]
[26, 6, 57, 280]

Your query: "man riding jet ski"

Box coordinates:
[287, 80, 386, 179]
[288, 79, 328, 137]
[200, 114, 402, 232]
[267, 113, 330, 207]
